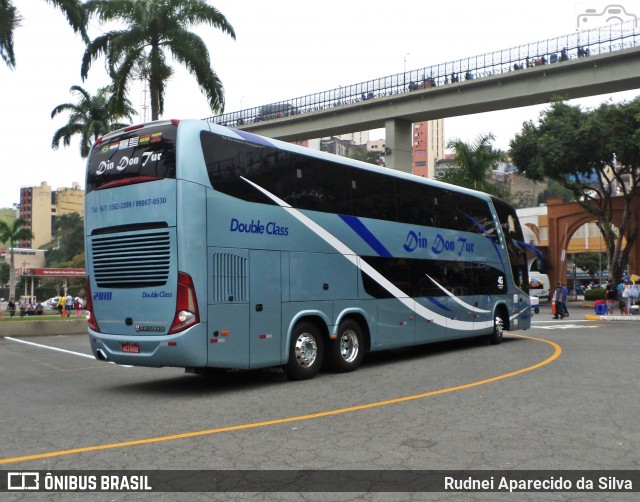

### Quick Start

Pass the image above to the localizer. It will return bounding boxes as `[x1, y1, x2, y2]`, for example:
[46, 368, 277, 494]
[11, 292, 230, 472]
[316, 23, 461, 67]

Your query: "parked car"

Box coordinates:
[42, 297, 60, 309]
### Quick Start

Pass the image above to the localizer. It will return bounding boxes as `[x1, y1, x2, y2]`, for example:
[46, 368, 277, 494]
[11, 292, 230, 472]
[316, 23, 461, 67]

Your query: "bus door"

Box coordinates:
[248, 250, 282, 367]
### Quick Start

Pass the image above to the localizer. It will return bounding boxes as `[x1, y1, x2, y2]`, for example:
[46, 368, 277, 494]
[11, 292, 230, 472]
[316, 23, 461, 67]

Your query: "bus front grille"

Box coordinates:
[91, 231, 171, 288]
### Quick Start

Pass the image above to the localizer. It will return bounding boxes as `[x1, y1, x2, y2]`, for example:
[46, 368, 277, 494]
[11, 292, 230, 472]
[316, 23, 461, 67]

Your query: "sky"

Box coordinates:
[1, 0, 639, 208]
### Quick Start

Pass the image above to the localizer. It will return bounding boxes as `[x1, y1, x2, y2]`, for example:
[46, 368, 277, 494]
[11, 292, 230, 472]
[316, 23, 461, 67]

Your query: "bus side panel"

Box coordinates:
[414, 296, 449, 344]
[374, 299, 416, 349]
[289, 252, 358, 301]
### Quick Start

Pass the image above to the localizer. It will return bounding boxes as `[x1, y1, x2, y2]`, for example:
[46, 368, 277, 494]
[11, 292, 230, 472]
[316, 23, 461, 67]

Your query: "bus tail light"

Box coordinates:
[169, 272, 200, 334]
[85, 277, 101, 332]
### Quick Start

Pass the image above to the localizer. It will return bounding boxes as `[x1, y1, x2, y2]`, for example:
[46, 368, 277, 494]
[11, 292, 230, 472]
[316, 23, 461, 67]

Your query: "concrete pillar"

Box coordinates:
[384, 119, 412, 173]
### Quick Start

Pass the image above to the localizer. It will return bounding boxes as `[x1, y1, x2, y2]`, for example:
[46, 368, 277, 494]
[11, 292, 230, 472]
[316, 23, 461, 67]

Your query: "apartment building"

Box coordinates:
[412, 120, 445, 178]
[19, 182, 84, 249]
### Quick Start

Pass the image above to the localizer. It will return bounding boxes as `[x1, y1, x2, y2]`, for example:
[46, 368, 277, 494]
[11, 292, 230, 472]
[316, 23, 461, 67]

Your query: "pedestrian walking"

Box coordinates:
[561, 283, 569, 317]
[553, 282, 567, 319]
[605, 279, 617, 314]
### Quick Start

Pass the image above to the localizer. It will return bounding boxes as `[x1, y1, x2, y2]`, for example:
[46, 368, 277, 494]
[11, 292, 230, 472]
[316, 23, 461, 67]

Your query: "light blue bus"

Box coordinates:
[85, 119, 531, 380]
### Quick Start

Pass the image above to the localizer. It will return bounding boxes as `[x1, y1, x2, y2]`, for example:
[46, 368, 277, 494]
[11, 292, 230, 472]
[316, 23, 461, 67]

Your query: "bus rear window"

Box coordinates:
[86, 125, 177, 193]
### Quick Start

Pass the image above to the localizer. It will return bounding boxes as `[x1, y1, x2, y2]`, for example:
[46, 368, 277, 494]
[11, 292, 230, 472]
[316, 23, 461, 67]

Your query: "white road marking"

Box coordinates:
[3, 336, 133, 367]
[4, 336, 96, 358]
[531, 324, 598, 330]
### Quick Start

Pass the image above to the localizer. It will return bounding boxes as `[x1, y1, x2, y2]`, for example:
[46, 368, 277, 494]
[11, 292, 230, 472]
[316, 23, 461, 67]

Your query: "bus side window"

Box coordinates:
[293, 159, 350, 214]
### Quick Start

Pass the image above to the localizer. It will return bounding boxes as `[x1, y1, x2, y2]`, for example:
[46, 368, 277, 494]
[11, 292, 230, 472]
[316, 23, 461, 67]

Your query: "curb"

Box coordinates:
[0, 319, 88, 337]
[584, 314, 640, 321]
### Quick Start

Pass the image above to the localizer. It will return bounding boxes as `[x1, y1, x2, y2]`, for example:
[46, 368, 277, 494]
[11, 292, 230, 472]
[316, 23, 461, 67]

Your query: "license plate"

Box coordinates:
[121, 343, 140, 354]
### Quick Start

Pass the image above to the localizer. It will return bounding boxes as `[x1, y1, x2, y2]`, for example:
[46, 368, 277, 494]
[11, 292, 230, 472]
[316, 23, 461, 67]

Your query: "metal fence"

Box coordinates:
[206, 21, 640, 128]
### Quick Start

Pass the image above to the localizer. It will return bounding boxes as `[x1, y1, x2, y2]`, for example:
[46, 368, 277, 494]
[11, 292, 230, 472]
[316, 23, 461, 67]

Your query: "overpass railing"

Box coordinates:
[206, 21, 640, 128]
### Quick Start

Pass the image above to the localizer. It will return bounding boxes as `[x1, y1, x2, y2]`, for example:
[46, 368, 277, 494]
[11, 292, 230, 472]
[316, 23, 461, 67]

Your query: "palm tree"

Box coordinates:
[51, 84, 135, 158]
[0, 218, 34, 301]
[0, 0, 87, 69]
[81, 0, 236, 120]
[437, 133, 508, 197]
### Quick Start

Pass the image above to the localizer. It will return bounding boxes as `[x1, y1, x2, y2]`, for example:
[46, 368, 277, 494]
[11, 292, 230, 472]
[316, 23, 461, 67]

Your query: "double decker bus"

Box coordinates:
[84, 119, 531, 380]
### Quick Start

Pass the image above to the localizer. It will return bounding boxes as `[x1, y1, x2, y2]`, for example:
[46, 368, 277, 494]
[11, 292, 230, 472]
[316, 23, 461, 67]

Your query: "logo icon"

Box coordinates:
[577, 3, 639, 29]
[7, 472, 39, 490]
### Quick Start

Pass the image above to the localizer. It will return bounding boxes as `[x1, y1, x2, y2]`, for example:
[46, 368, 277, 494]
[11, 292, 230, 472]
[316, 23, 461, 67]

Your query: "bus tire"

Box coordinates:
[326, 319, 364, 373]
[286, 321, 324, 380]
[489, 313, 505, 345]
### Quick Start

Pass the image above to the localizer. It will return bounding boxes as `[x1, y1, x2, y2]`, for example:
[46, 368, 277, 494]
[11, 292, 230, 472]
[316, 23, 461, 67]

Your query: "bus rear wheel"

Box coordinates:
[286, 321, 324, 380]
[326, 319, 364, 373]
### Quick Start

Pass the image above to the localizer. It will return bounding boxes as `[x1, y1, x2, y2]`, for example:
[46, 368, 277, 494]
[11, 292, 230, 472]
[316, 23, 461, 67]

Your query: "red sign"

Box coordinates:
[31, 268, 86, 277]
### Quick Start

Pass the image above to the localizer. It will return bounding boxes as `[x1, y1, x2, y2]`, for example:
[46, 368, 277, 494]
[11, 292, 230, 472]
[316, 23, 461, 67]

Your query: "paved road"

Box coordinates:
[0, 312, 638, 500]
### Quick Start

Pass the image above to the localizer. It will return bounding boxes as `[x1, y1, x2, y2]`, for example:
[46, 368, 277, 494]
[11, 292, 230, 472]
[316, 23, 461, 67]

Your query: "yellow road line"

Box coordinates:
[0, 334, 561, 465]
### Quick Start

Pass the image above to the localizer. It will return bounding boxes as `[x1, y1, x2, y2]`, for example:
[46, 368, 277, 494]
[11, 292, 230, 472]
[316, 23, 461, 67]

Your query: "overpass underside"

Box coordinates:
[237, 47, 640, 172]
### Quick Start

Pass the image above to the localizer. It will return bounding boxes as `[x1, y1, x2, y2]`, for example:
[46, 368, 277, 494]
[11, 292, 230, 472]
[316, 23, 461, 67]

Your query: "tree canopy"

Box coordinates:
[51, 84, 135, 158]
[510, 98, 640, 284]
[0, 0, 87, 69]
[81, 0, 236, 120]
[0, 217, 34, 299]
[436, 133, 509, 199]
[46, 213, 85, 267]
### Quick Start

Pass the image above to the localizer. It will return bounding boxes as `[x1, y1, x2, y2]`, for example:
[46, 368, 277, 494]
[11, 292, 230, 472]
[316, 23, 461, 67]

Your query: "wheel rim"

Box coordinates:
[294, 333, 318, 368]
[339, 329, 360, 363]
[494, 316, 504, 340]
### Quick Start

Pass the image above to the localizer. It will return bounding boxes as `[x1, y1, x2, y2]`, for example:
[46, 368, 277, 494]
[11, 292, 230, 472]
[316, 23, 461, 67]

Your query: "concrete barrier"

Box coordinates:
[0, 319, 88, 337]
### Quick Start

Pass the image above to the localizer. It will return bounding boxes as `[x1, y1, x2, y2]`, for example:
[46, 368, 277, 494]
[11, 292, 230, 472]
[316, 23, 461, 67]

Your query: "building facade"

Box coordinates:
[19, 182, 84, 249]
[412, 120, 445, 178]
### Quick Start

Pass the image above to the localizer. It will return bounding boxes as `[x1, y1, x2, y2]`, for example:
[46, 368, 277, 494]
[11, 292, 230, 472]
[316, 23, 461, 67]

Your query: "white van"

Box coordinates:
[529, 272, 550, 300]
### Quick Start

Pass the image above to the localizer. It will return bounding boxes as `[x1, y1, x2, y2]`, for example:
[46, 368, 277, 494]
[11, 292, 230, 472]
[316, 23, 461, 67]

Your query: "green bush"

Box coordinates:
[584, 288, 606, 301]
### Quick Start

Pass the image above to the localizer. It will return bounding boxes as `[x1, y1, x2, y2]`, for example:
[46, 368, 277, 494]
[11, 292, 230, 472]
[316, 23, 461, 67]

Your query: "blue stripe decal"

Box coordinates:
[427, 297, 451, 311]
[339, 215, 393, 257]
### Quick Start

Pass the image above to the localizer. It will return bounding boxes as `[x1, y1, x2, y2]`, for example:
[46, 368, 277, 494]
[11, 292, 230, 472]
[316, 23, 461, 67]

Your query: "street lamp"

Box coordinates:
[403, 53, 410, 89]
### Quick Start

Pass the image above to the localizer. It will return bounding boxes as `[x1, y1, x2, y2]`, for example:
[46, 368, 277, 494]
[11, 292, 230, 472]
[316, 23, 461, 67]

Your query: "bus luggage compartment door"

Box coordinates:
[249, 250, 282, 367]
[206, 249, 282, 369]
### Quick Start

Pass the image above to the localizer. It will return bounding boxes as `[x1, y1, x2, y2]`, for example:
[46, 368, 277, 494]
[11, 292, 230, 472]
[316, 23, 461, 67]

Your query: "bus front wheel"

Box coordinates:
[489, 314, 505, 345]
[326, 319, 364, 373]
[286, 321, 324, 380]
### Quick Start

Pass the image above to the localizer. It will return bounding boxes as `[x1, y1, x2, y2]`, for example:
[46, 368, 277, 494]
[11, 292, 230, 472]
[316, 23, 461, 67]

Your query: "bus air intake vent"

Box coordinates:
[212, 252, 248, 302]
[91, 231, 171, 288]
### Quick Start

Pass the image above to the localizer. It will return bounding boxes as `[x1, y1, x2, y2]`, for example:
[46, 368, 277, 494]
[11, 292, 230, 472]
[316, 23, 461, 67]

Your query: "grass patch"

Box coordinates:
[0, 312, 87, 322]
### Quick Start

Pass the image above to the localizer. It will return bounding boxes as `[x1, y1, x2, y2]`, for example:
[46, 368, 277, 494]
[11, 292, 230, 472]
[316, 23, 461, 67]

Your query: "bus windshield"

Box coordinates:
[86, 123, 177, 193]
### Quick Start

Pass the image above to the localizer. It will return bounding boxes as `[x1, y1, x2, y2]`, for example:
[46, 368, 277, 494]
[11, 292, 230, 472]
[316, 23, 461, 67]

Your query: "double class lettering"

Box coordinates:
[229, 218, 289, 236]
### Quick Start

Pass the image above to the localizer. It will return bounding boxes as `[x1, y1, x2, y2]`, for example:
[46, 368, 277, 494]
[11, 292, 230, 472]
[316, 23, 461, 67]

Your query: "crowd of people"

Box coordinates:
[584, 279, 638, 315]
[3, 296, 85, 317]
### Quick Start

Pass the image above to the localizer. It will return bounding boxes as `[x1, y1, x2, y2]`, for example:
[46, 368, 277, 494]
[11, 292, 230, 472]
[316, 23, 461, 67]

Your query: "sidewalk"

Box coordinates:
[534, 299, 640, 321]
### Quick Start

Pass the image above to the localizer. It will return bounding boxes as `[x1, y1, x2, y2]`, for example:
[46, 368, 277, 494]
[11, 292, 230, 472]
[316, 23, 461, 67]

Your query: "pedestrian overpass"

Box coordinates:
[207, 22, 640, 173]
